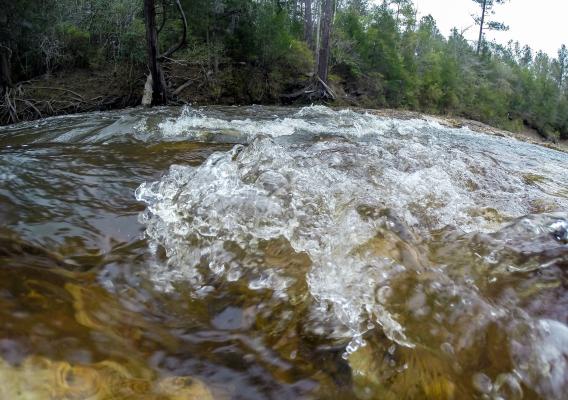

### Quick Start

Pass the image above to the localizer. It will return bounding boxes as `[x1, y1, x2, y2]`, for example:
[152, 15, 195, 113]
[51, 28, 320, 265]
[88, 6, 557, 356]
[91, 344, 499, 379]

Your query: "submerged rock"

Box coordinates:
[0, 356, 214, 400]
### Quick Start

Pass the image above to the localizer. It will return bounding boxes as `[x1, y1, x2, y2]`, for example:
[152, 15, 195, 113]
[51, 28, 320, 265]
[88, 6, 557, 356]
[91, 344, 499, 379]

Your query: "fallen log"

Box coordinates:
[280, 74, 336, 103]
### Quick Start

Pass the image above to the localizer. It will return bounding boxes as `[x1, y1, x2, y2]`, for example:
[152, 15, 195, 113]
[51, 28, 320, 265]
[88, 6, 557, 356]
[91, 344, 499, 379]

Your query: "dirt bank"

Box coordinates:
[0, 68, 144, 125]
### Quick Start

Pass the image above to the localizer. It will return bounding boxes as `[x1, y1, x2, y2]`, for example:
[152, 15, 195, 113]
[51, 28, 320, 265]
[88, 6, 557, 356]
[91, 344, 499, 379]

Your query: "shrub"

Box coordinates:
[57, 23, 90, 68]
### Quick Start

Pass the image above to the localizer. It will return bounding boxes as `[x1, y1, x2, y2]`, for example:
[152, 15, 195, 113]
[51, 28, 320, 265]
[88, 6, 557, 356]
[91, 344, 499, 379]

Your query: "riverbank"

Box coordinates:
[0, 68, 143, 125]
[2, 67, 566, 153]
[368, 108, 568, 153]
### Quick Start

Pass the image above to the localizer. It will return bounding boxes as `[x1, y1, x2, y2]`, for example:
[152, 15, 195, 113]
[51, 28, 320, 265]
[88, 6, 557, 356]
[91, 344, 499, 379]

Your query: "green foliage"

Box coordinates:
[0, 0, 58, 78]
[118, 18, 147, 66]
[332, 9, 368, 77]
[56, 23, 91, 68]
[329, 1, 568, 140]
[2, 0, 567, 142]
[284, 39, 314, 73]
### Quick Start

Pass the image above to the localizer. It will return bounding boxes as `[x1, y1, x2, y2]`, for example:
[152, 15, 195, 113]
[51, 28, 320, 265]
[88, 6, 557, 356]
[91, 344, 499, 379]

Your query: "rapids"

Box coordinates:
[0, 105, 567, 399]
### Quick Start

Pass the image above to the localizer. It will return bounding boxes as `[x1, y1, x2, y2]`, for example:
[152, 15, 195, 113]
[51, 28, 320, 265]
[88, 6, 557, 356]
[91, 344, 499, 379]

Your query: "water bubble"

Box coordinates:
[494, 373, 523, 400]
[375, 286, 392, 304]
[548, 220, 568, 242]
[208, 262, 225, 276]
[440, 342, 454, 356]
[472, 372, 493, 394]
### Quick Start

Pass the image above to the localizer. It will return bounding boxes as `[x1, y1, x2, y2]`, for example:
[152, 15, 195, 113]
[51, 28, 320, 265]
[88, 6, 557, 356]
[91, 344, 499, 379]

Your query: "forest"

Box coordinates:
[1, 0, 567, 141]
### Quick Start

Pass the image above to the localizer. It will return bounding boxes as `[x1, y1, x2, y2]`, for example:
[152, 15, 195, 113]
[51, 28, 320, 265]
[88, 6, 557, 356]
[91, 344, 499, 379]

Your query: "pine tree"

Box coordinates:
[556, 44, 567, 90]
[472, 0, 509, 54]
[304, 0, 314, 48]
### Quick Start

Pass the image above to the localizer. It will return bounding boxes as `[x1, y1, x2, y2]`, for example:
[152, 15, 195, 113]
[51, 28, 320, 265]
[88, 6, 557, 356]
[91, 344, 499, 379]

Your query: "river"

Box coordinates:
[0, 105, 567, 399]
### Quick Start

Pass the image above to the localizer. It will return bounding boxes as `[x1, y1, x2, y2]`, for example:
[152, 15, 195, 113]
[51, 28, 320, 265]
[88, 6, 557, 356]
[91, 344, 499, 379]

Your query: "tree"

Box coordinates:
[556, 44, 567, 89]
[0, 46, 13, 90]
[519, 44, 532, 67]
[143, 0, 188, 106]
[0, 9, 13, 90]
[304, 0, 314, 48]
[143, 0, 167, 105]
[472, 0, 509, 54]
[387, 0, 415, 30]
[314, 0, 334, 97]
[0, 0, 58, 82]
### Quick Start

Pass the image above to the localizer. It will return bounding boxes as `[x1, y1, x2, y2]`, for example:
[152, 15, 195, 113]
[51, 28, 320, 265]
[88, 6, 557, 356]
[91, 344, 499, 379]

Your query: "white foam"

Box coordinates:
[135, 106, 568, 361]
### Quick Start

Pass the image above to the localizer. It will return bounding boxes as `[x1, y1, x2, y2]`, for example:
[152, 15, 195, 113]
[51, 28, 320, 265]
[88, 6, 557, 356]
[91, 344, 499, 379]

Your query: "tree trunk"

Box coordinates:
[144, 0, 167, 105]
[316, 0, 333, 84]
[304, 0, 313, 48]
[476, 0, 487, 55]
[0, 46, 13, 91]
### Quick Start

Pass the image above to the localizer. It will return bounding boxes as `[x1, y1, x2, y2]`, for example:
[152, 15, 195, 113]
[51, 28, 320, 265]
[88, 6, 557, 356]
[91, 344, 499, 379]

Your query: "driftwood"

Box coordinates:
[280, 74, 335, 102]
[172, 78, 194, 96]
[315, 75, 336, 99]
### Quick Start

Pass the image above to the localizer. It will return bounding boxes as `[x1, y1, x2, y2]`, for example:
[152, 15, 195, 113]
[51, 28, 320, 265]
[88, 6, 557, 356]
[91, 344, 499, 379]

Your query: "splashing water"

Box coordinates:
[135, 106, 568, 377]
[1, 105, 568, 399]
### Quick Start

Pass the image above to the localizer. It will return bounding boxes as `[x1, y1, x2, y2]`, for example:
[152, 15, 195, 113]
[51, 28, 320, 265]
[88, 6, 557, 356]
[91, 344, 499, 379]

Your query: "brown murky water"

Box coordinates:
[0, 106, 567, 399]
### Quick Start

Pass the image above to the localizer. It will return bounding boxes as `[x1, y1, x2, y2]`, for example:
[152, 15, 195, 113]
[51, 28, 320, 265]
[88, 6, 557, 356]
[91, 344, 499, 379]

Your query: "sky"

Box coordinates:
[412, 0, 567, 58]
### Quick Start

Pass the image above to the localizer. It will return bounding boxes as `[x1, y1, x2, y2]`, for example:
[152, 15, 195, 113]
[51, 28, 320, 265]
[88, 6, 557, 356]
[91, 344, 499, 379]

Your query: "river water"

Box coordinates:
[0, 105, 567, 399]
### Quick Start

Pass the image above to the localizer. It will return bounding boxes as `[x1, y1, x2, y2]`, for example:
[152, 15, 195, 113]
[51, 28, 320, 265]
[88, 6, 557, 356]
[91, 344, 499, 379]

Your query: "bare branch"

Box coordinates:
[159, 0, 188, 60]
